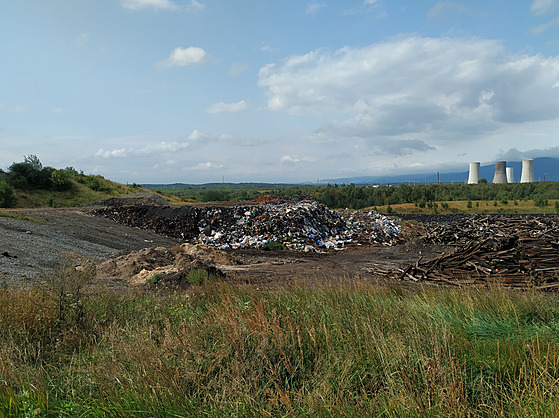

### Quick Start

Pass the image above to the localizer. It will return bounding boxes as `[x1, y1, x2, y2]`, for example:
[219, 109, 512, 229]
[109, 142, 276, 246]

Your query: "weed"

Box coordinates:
[148, 273, 163, 284]
[187, 268, 218, 286]
[264, 241, 287, 251]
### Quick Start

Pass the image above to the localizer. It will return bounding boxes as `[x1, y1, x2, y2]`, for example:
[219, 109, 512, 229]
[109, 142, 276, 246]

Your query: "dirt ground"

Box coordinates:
[0, 207, 446, 288]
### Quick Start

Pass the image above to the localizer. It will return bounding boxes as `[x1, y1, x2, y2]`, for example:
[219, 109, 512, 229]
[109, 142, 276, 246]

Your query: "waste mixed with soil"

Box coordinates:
[2, 193, 558, 290]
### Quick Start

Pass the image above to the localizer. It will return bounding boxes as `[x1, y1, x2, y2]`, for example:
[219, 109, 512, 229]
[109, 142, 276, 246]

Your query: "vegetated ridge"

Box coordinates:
[0, 155, 166, 208]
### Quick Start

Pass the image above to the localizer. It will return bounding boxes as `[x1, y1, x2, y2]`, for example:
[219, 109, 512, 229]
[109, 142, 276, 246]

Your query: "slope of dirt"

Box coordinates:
[0, 208, 181, 285]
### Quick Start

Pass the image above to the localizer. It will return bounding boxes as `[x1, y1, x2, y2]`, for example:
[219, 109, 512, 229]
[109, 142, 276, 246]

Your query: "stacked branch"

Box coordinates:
[389, 215, 559, 289]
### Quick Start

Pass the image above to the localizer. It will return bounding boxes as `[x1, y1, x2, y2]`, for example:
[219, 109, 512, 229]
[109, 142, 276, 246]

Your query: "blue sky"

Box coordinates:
[2, 0, 559, 184]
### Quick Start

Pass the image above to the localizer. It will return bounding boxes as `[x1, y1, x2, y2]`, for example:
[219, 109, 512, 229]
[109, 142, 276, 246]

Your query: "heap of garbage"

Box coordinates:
[95, 198, 402, 251]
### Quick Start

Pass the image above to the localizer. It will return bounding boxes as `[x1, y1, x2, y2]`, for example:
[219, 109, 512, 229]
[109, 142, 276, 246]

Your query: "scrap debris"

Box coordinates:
[95, 198, 402, 251]
[384, 215, 559, 289]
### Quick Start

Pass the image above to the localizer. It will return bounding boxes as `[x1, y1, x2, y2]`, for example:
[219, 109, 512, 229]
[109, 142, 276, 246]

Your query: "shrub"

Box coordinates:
[202, 190, 229, 202]
[0, 180, 15, 207]
[149, 274, 164, 284]
[264, 241, 287, 251]
[50, 169, 73, 191]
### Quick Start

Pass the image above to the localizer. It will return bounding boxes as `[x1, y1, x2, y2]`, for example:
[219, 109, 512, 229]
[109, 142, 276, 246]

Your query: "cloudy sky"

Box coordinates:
[2, 0, 559, 184]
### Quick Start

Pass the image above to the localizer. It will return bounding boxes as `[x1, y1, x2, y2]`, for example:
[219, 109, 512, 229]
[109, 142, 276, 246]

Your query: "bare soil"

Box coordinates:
[0, 207, 447, 288]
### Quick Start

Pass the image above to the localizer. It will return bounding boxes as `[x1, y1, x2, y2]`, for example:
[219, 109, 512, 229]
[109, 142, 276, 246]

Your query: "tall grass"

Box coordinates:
[1, 266, 559, 416]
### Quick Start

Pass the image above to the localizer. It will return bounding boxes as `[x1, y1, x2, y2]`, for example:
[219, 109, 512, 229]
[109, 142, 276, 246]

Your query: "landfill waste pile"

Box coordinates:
[375, 214, 559, 290]
[95, 198, 402, 251]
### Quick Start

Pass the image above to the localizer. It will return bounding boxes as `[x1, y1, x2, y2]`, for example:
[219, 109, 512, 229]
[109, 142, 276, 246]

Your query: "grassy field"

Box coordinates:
[1, 263, 559, 416]
[373, 199, 559, 215]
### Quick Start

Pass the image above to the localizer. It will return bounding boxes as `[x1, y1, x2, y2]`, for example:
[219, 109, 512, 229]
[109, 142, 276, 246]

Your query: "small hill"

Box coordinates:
[11, 174, 150, 208]
[0, 156, 176, 208]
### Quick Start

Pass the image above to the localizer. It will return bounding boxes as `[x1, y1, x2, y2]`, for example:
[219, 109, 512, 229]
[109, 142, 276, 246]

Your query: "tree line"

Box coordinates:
[271, 182, 559, 209]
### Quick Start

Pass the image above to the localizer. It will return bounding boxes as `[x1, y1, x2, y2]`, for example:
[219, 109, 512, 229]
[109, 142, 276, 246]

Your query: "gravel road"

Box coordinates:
[0, 208, 181, 285]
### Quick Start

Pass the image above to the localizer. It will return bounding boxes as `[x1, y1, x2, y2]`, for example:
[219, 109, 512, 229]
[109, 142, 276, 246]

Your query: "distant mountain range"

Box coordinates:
[320, 157, 559, 185]
[142, 157, 558, 190]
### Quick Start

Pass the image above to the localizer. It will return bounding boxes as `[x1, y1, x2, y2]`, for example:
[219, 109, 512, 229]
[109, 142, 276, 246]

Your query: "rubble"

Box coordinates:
[95, 199, 402, 251]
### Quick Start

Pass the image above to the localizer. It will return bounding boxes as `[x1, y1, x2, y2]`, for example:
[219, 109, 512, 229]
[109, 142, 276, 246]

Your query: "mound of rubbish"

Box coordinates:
[90, 192, 170, 207]
[95, 199, 402, 251]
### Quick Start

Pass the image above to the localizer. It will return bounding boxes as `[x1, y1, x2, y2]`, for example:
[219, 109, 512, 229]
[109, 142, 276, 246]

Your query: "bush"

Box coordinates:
[50, 169, 73, 191]
[264, 241, 287, 251]
[202, 190, 229, 202]
[0, 180, 15, 207]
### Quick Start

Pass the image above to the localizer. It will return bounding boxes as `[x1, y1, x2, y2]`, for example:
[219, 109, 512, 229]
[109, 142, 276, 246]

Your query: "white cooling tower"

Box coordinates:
[467, 162, 480, 184]
[506, 167, 514, 183]
[520, 159, 535, 183]
[493, 161, 508, 184]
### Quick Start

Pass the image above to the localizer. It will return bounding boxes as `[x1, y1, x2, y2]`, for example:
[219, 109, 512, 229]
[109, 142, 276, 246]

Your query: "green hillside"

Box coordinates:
[0, 155, 152, 208]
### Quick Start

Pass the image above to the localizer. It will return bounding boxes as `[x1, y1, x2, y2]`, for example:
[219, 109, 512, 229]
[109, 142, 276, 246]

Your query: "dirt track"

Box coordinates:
[0, 207, 445, 288]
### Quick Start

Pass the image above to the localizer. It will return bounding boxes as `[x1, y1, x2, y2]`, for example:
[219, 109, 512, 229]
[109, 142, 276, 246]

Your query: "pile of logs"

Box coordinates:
[395, 215, 559, 289]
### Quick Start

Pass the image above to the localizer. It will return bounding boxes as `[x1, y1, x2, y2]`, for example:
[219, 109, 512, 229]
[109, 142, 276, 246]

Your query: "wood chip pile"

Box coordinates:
[393, 215, 559, 289]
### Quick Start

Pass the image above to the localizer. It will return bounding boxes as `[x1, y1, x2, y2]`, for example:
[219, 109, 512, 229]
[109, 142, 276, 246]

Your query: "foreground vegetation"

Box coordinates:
[2, 263, 559, 416]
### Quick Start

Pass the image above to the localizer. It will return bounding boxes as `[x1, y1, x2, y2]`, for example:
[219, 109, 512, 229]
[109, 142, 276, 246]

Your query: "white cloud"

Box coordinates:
[206, 100, 248, 114]
[121, 0, 177, 11]
[218, 134, 234, 141]
[122, 0, 203, 12]
[74, 32, 90, 47]
[258, 37, 559, 145]
[229, 62, 249, 77]
[531, 0, 559, 32]
[531, 0, 558, 15]
[139, 141, 189, 154]
[95, 148, 128, 158]
[157, 47, 207, 68]
[306, 2, 324, 16]
[184, 161, 223, 170]
[280, 155, 315, 166]
[188, 0, 205, 11]
[427, 1, 469, 19]
[187, 129, 210, 141]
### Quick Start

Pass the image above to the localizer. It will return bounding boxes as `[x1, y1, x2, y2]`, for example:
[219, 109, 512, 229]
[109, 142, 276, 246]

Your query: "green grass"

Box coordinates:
[0, 210, 46, 222]
[2, 264, 559, 416]
[373, 199, 559, 215]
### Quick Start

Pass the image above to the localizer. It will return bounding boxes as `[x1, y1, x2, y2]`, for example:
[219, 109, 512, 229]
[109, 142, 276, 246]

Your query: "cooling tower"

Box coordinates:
[467, 162, 480, 184]
[493, 161, 508, 184]
[520, 159, 535, 183]
[506, 167, 514, 183]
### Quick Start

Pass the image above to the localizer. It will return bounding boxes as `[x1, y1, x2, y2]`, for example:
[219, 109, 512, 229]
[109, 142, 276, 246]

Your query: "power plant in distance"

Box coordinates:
[467, 159, 535, 184]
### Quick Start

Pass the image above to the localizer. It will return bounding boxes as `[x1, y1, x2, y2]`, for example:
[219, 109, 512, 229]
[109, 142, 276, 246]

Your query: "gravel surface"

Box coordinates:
[0, 208, 181, 285]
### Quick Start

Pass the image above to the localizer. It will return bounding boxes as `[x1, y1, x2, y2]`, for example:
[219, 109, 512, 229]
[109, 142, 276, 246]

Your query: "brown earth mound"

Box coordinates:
[96, 243, 239, 287]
